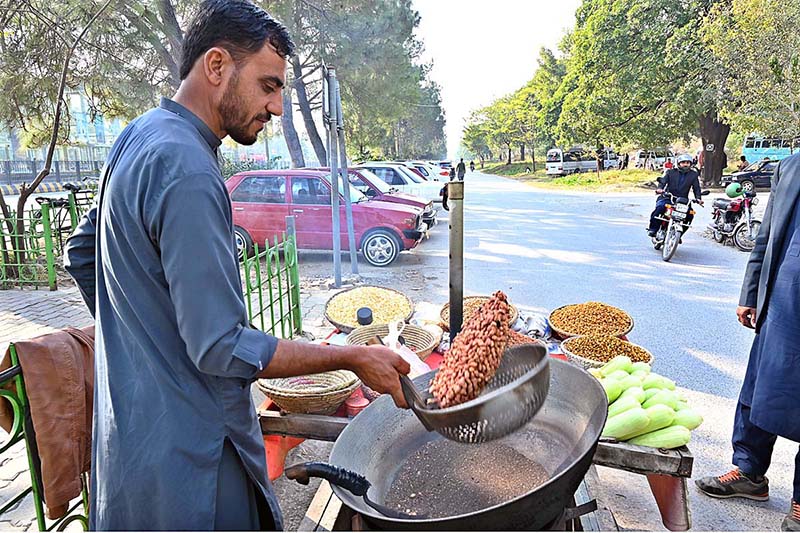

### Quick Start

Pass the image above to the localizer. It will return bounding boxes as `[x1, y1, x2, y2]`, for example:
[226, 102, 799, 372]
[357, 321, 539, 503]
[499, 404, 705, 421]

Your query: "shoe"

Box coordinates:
[695, 468, 769, 501]
[782, 500, 800, 531]
[647, 229, 658, 237]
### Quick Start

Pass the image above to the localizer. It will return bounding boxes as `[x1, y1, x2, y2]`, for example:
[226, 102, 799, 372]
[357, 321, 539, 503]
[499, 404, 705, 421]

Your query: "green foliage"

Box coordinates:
[704, 0, 800, 138]
[0, 0, 445, 160]
[463, 0, 800, 179]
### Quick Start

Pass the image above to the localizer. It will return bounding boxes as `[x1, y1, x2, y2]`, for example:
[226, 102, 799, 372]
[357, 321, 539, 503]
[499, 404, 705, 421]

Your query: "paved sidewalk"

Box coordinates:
[0, 288, 92, 531]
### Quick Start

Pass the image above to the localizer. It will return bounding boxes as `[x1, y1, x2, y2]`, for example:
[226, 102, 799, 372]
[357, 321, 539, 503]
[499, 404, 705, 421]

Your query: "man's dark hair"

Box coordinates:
[180, 0, 295, 80]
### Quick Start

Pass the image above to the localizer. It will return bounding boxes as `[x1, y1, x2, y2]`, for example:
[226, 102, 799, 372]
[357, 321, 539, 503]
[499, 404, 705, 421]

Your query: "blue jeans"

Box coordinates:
[733, 400, 800, 501]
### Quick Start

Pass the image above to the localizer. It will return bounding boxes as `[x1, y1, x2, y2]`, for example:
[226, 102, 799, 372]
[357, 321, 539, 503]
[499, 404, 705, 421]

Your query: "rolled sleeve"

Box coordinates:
[149, 173, 278, 380]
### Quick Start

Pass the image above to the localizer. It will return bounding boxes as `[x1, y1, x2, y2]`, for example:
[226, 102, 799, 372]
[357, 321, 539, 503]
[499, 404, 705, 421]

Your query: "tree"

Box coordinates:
[705, 0, 800, 140]
[463, 112, 493, 166]
[555, 0, 735, 184]
[0, 0, 112, 266]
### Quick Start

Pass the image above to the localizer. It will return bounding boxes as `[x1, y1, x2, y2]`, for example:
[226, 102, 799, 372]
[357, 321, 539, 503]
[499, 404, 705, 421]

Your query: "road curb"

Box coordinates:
[1, 182, 75, 196]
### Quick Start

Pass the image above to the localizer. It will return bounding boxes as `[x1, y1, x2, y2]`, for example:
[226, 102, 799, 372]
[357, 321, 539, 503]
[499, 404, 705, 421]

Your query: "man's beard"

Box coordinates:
[220, 72, 269, 145]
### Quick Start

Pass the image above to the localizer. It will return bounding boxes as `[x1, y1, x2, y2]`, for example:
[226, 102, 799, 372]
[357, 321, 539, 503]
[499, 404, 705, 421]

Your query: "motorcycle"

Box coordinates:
[652, 190, 710, 262]
[708, 190, 761, 252]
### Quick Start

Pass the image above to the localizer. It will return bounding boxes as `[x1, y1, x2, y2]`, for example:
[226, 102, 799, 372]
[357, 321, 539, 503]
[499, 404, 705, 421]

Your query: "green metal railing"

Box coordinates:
[0, 184, 95, 291]
[0, 345, 89, 531]
[241, 217, 302, 338]
[0, 205, 57, 291]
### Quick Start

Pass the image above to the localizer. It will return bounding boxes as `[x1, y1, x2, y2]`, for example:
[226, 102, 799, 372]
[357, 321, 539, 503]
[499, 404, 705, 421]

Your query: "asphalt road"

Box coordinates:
[396, 171, 792, 531]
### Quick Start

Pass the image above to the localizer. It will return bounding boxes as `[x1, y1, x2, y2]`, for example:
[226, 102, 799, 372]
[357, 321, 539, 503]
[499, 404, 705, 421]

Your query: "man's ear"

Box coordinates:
[203, 47, 232, 87]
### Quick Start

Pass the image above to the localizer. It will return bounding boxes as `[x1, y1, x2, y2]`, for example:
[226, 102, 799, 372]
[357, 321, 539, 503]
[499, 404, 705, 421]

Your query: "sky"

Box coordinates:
[412, 0, 582, 159]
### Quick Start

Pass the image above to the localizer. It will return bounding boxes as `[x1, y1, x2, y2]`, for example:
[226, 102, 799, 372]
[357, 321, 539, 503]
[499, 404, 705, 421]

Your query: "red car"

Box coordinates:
[226, 170, 426, 267]
[315, 167, 438, 228]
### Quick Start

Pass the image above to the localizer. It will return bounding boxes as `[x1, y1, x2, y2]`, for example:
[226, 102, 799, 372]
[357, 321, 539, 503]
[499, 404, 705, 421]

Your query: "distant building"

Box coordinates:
[0, 89, 126, 163]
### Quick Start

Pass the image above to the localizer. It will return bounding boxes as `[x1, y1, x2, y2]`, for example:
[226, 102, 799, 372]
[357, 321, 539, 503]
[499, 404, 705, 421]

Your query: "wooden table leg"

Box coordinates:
[646, 473, 691, 531]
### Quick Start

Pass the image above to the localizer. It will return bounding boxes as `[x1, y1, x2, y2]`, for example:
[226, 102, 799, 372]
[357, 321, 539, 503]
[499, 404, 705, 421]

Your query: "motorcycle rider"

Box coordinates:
[647, 153, 704, 237]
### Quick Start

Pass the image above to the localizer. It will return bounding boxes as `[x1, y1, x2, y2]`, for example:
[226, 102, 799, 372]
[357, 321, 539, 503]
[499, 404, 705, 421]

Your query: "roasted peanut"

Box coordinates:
[430, 291, 510, 408]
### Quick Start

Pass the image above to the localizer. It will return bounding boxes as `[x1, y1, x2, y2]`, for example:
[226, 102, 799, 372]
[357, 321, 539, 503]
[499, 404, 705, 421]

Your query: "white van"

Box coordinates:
[634, 149, 675, 170]
[546, 148, 601, 175]
[603, 149, 620, 170]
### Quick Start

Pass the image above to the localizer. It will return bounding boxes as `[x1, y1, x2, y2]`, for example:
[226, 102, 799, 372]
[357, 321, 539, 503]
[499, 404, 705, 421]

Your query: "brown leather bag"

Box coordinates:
[0, 326, 94, 519]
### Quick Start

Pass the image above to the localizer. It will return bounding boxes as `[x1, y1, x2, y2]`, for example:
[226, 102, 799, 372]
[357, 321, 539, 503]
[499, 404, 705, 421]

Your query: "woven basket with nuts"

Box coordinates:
[440, 296, 519, 331]
[324, 286, 413, 333]
[561, 335, 654, 370]
[549, 302, 633, 339]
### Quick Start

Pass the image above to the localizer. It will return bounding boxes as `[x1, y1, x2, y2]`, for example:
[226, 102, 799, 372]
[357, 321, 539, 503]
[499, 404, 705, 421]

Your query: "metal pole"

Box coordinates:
[335, 79, 358, 275]
[327, 67, 342, 288]
[448, 181, 464, 341]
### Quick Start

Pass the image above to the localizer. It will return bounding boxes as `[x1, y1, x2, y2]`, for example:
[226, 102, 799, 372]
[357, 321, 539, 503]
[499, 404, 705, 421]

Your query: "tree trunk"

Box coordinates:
[520, 143, 525, 161]
[291, 57, 326, 165]
[506, 146, 512, 165]
[699, 113, 731, 187]
[531, 147, 536, 172]
[281, 89, 305, 168]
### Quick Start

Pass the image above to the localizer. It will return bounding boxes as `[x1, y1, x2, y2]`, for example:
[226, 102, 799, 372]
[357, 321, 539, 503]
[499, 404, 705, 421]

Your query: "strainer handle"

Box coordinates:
[400, 375, 434, 431]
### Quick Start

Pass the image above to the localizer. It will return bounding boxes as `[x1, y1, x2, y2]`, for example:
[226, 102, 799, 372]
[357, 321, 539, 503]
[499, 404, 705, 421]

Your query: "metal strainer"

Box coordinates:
[400, 343, 551, 444]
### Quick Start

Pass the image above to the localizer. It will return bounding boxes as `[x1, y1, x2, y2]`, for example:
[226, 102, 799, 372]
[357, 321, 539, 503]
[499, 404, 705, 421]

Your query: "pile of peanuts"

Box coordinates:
[506, 329, 539, 348]
[563, 334, 651, 363]
[326, 287, 412, 329]
[429, 291, 511, 408]
[550, 301, 632, 336]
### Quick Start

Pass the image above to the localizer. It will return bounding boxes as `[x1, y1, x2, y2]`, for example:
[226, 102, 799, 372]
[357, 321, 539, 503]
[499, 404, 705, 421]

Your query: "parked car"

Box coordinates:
[226, 170, 426, 266]
[346, 168, 438, 228]
[721, 159, 778, 192]
[355, 163, 444, 203]
[402, 161, 445, 182]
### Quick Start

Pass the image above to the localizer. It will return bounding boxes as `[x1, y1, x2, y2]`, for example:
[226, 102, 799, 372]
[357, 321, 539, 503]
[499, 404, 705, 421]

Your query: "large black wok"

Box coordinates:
[288, 351, 608, 531]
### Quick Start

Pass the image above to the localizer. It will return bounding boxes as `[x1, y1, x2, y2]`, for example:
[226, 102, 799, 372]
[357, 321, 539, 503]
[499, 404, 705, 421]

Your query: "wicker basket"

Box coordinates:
[439, 296, 519, 331]
[324, 286, 414, 333]
[346, 323, 437, 361]
[548, 304, 634, 340]
[560, 336, 655, 370]
[256, 370, 360, 415]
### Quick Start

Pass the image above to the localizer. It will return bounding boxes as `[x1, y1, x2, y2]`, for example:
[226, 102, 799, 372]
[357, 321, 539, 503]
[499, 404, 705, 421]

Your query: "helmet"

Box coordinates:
[726, 182, 743, 198]
[676, 154, 693, 165]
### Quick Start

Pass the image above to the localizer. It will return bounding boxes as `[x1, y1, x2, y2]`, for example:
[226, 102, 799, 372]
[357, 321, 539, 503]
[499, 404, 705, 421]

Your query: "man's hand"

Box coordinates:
[347, 346, 411, 408]
[656, 188, 664, 194]
[737, 306, 757, 329]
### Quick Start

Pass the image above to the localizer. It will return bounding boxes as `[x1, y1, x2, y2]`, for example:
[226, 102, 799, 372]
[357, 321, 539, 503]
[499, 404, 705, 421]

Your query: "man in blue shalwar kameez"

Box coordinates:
[63, 1, 410, 530]
[696, 153, 800, 532]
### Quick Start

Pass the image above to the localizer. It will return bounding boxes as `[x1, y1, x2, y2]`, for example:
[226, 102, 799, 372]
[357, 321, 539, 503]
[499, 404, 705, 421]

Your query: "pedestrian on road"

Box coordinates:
[469, 160, 475, 172]
[449, 166, 456, 181]
[622, 152, 629, 170]
[695, 153, 800, 532]
[456, 158, 466, 180]
[738, 155, 750, 172]
[63, 1, 409, 530]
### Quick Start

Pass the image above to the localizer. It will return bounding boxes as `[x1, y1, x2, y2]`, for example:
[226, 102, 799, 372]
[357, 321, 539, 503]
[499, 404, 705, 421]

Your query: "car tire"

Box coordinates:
[234, 226, 254, 261]
[740, 179, 755, 193]
[361, 229, 400, 267]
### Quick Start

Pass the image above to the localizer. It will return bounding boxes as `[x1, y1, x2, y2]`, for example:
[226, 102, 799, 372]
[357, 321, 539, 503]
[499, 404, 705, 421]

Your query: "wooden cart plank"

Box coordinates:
[594, 441, 693, 477]
[298, 480, 336, 532]
[259, 410, 345, 442]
